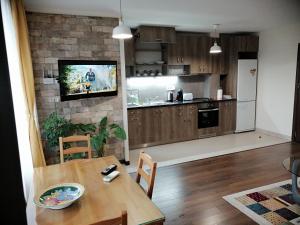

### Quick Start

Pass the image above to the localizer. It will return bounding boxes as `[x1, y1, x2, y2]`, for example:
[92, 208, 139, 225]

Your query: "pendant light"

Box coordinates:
[209, 24, 222, 54]
[112, 0, 132, 39]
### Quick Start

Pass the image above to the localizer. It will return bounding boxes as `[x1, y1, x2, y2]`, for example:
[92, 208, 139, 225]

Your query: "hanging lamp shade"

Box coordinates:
[210, 41, 222, 54]
[112, 0, 132, 39]
[112, 22, 132, 39]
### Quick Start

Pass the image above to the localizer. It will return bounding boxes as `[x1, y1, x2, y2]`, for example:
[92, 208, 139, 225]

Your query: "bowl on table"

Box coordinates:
[34, 183, 85, 210]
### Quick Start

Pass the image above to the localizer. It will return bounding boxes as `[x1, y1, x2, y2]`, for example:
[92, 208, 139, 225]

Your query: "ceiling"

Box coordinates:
[24, 0, 300, 33]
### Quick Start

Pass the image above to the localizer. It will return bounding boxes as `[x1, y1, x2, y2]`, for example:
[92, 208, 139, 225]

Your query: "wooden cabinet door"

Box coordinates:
[184, 104, 198, 139]
[159, 27, 176, 43]
[172, 105, 186, 140]
[141, 107, 164, 144]
[219, 35, 230, 74]
[181, 35, 193, 65]
[128, 110, 143, 147]
[124, 38, 135, 66]
[246, 36, 259, 52]
[189, 36, 200, 74]
[219, 101, 236, 134]
[160, 107, 173, 142]
[190, 36, 212, 74]
[138, 26, 176, 43]
[235, 35, 259, 52]
[209, 37, 221, 74]
[167, 35, 184, 65]
[200, 36, 212, 73]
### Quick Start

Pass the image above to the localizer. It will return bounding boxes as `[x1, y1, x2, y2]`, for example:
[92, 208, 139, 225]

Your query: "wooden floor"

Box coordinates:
[146, 142, 300, 225]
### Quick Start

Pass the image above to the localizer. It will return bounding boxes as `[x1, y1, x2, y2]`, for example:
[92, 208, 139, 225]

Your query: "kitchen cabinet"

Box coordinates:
[169, 104, 198, 141]
[127, 109, 143, 147]
[124, 38, 135, 66]
[127, 104, 198, 149]
[166, 34, 191, 65]
[218, 100, 236, 134]
[209, 35, 230, 74]
[137, 26, 176, 43]
[190, 36, 212, 74]
[184, 104, 198, 139]
[235, 35, 259, 52]
[127, 101, 237, 149]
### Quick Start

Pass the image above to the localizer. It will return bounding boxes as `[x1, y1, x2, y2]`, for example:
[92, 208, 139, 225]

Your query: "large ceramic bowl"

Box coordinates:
[34, 183, 85, 210]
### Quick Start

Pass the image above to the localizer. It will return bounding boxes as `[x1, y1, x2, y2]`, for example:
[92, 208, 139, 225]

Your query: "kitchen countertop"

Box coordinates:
[127, 98, 237, 109]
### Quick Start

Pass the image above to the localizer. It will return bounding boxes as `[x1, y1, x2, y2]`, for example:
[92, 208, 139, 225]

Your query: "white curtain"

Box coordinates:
[1, 0, 33, 201]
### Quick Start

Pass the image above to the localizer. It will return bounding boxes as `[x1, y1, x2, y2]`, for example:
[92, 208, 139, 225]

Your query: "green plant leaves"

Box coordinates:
[99, 116, 108, 129]
[112, 127, 127, 140]
[43, 113, 127, 158]
[43, 112, 96, 149]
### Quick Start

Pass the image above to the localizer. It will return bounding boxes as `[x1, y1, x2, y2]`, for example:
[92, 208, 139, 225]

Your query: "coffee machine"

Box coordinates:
[176, 88, 183, 101]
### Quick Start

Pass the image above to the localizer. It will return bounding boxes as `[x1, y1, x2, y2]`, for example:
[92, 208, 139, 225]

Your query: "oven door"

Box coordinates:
[198, 108, 219, 128]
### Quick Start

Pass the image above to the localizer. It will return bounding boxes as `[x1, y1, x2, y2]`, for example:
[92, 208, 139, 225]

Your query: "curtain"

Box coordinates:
[10, 0, 46, 167]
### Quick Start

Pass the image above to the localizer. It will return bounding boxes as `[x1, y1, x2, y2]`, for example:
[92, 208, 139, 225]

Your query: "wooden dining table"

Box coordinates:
[26, 156, 165, 225]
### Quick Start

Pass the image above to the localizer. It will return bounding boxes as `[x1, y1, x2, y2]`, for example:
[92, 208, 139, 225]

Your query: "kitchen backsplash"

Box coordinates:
[126, 75, 210, 104]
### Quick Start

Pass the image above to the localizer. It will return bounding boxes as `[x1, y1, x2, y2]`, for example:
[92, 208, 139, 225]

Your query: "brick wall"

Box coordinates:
[26, 12, 124, 162]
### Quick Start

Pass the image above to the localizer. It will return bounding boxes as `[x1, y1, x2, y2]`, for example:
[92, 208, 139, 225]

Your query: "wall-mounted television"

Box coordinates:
[58, 60, 117, 101]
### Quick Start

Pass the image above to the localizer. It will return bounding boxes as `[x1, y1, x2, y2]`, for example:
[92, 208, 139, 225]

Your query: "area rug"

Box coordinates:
[223, 180, 300, 225]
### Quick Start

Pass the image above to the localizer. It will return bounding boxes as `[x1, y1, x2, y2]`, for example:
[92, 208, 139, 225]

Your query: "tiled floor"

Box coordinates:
[126, 131, 290, 173]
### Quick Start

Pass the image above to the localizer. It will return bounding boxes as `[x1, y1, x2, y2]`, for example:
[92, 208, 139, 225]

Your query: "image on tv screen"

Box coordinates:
[59, 60, 117, 101]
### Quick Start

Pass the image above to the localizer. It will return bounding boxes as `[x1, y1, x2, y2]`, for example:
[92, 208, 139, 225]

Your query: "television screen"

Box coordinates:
[58, 60, 117, 101]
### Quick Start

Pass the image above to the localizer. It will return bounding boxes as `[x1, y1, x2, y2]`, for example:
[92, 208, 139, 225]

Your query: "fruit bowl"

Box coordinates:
[34, 183, 85, 210]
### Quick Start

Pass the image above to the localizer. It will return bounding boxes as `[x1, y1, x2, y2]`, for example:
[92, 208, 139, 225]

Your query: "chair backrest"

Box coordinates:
[59, 134, 92, 163]
[136, 151, 157, 199]
[89, 210, 127, 225]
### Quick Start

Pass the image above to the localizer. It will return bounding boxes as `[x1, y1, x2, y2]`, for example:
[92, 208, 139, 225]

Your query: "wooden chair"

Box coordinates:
[89, 210, 127, 225]
[136, 151, 157, 199]
[59, 134, 92, 163]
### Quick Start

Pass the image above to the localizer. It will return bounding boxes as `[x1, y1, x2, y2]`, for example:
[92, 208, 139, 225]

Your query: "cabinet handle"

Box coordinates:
[181, 57, 183, 63]
[177, 57, 179, 63]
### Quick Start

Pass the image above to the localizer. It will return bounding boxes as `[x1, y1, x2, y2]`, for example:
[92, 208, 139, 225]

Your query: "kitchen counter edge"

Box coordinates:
[127, 99, 237, 109]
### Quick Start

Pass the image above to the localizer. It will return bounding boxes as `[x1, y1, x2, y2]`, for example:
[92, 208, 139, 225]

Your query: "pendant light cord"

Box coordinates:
[119, 0, 123, 22]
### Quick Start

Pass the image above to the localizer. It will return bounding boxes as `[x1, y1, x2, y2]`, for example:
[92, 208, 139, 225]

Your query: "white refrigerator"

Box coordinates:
[235, 59, 258, 133]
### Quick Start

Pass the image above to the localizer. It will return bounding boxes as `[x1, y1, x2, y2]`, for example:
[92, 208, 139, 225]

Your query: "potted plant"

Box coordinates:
[91, 116, 127, 157]
[43, 112, 96, 161]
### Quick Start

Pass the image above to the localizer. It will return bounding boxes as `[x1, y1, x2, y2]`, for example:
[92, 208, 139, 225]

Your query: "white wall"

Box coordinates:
[256, 23, 300, 138]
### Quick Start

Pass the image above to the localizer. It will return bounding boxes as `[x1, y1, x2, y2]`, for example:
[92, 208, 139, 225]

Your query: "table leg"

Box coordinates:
[292, 160, 300, 204]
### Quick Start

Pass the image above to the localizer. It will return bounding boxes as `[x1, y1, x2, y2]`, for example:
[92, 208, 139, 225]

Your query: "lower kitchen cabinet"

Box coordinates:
[127, 100, 236, 149]
[127, 109, 143, 147]
[218, 100, 236, 134]
[128, 104, 198, 149]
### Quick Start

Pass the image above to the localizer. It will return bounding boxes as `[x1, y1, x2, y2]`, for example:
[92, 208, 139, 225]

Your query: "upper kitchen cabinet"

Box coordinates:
[136, 26, 176, 43]
[209, 35, 230, 74]
[124, 38, 135, 66]
[165, 34, 192, 65]
[235, 35, 259, 52]
[190, 35, 212, 74]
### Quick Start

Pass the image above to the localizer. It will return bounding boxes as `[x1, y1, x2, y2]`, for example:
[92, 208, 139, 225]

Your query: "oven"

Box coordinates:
[198, 102, 219, 128]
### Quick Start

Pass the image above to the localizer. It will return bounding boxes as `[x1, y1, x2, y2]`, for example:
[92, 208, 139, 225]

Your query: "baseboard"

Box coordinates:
[119, 159, 130, 165]
[256, 128, 291, 140]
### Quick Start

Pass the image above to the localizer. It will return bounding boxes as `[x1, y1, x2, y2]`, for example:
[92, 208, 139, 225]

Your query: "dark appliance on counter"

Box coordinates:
[176, 88, 183, 101]
[197, 99, 219, 128]
[167, 90, 174, 102]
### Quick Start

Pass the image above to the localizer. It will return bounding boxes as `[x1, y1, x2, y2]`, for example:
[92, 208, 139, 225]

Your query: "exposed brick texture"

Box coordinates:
[27, 12, 124, 162]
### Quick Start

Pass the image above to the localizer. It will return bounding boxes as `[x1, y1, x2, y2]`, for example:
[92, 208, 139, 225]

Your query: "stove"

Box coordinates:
[192, 97, 212, 103]
[196, 98, 219, 129]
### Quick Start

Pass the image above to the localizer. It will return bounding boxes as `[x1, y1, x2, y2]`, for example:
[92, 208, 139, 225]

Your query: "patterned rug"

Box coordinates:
[223, 180, 300, 225]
